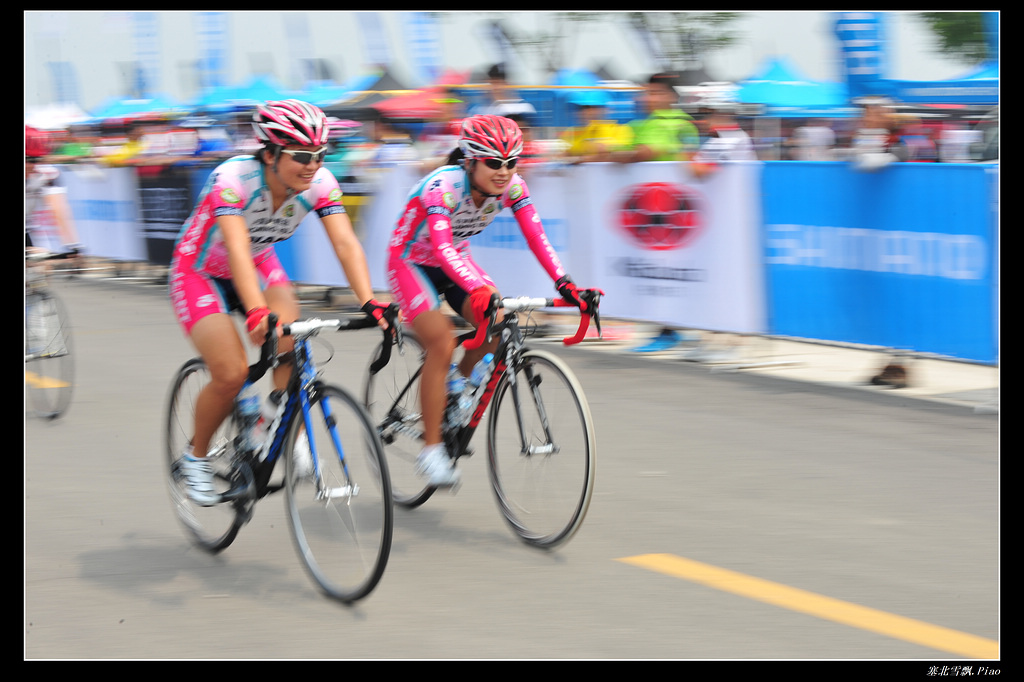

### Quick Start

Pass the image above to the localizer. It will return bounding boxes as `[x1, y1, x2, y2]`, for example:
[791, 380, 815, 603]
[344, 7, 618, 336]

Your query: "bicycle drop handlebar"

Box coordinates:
[248, 304, 401, 384]
[462, 289, 603, 351]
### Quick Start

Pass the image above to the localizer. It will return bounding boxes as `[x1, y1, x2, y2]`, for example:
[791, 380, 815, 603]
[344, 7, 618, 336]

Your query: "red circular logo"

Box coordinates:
[617, 182, 705, 251]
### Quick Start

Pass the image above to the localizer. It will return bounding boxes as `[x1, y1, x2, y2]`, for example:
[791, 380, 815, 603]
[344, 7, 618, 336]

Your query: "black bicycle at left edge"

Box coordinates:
[165, 307, 397, 604]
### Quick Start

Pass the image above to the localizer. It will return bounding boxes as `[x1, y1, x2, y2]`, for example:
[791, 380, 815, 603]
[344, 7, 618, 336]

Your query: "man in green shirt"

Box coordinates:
[613, 73, 699, 163]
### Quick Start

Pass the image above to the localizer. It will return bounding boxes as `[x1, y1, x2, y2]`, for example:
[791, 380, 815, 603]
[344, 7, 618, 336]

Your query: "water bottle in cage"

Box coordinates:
[454, 353, 494, 428]
[236, 380, 261, 454]
[444, 364, 466, 430]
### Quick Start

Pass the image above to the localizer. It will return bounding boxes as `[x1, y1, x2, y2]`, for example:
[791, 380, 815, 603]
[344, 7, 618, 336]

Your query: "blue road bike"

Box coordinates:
[165, 310, 396, 603]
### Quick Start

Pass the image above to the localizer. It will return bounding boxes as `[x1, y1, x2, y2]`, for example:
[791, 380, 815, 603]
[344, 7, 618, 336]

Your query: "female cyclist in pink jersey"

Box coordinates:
[169, 99, 389, 505]
[386, 114, 594, 487]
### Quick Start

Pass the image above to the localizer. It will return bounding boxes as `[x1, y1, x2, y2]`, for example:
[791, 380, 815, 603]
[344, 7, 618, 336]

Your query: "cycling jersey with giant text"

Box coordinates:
[388, 165, 565, 293]
[172, 155, 346, 278]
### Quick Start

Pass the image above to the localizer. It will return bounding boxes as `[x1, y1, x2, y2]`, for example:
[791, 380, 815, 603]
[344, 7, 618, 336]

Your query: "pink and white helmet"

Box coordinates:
[458, 115, 523, 160]
[252, 99, 329, 147]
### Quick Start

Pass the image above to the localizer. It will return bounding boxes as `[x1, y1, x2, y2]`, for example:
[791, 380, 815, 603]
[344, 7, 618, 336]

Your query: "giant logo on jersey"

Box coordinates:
[616, 182, 705, 251]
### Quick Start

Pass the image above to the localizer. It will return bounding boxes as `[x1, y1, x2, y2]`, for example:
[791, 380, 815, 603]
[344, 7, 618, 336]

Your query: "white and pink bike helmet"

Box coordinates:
[252, 99, 330, 148]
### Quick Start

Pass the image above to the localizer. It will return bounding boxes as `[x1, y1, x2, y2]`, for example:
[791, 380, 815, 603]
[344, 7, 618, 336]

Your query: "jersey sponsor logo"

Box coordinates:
[283, 204, 294, 217]
[197, 294, 218, 308]
[511, 197, 532, 213]
[318, 205, 346, 217]
[442, 191, 456, 209]
[509, 184, 523, 201]
[220, 188, 241, 204]
[328, 188, 343, 202]
[616, 182, 706, 251]
[432, 219, 451, 232]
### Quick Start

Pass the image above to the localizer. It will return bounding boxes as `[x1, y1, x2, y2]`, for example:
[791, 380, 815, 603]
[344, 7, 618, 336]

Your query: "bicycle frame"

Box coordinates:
[235, 314, 390, 501]
[379, 293, 601, 462]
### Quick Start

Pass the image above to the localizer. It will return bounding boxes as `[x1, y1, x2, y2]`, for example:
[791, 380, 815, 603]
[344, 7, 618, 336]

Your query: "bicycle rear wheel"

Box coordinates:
[364, 332, 436, 508]
[165, 358, 251, 553]
[284, 383, 393, 603]
[487, 349, 596, 549]
[25, 289, 74, 420]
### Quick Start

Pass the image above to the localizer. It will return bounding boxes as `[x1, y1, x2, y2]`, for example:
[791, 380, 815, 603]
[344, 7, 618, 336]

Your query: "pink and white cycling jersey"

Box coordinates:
[389, 165, 565, 293]
[172, 155, 346, 278]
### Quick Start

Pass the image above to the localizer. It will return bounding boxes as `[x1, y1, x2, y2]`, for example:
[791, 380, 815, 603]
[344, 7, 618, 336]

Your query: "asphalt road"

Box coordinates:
[25, 277, 1000, 662]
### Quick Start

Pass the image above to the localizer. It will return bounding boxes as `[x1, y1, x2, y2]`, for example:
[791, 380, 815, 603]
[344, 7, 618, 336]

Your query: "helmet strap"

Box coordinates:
[265, 147, 298, 201]
[466, 159, 502, 200]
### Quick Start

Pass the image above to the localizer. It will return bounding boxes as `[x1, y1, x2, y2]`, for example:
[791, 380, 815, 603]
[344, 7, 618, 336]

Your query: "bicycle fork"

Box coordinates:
[509, 359, 559, 457]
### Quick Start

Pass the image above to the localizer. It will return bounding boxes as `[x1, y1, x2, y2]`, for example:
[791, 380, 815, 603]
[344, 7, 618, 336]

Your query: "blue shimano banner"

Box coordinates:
[762, 162, 998, 363]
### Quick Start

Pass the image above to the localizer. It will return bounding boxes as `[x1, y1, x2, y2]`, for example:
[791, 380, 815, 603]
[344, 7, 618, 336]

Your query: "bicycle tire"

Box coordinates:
[25, 289, 74, 420]
[164, 358, 251, 553]
[487, 349, 596, 549]
[363, 331, 436, 508]
[284, 382, 393, 603]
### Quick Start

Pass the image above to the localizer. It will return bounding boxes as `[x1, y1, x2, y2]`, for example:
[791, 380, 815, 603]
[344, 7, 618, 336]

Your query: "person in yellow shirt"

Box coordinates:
[560, 89, 633, 164]
[101, 121, 148, 166]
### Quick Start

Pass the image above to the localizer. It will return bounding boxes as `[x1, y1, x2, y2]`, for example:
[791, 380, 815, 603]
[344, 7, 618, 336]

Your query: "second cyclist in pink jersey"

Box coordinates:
[169, 99, 389, 506]
[387, 114, 594, 487]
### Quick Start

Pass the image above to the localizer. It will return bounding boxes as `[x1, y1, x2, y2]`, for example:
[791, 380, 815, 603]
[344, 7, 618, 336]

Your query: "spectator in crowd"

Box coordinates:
[417, 88, 467, 172]
[690, 102, 757, 179]
[504, 112, 557, 172]
[894, 115, 939, 163]
[559, 89, 634, 164]
[787, 118, 837, 161]
[471, 62, 537, 119]
[49, 123, 98, 163]
[99, 120, 146, 166]
[844, 96, 909, 171]
[369, 113, 419, 167]
[180, 116, 235, 159]
[25, 125, 82, 255]
[611, 72, 699, 163]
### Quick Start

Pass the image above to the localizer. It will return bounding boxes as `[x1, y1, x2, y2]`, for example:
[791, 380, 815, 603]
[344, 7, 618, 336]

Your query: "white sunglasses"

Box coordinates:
[279, 146, 328, 165]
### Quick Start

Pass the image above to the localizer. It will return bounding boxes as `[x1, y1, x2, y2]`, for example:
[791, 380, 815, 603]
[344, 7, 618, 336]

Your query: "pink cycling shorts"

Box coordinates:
[169, 248, 291, 335]
[386, 251, 495, 325]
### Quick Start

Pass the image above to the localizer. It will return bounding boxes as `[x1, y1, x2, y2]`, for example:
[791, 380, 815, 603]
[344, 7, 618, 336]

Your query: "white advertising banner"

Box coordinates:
[61, 166, 146, 261]
[287, 161, 766, 334]
[582, 161, 766, 333]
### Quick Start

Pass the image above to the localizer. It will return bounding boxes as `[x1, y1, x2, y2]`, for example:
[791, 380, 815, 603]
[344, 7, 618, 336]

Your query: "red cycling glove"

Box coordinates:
[469, 286, 498, 326]
[361, 299, 390, 324]
[246, 306, 271, 333]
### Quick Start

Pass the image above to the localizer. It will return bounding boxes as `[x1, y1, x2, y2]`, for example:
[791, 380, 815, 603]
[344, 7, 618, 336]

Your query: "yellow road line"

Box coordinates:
[25, 370, 71, 389]
[618, 553, 998, 659]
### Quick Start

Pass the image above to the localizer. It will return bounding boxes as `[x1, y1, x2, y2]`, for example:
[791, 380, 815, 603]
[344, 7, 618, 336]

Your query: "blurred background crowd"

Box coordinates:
[25, 11, 999, 183]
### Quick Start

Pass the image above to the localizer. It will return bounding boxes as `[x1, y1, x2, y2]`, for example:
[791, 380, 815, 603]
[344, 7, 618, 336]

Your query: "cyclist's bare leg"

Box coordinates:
[189, 313, 249, 458]
[264, 283, 300, 392]
[412, 309, 456, 446]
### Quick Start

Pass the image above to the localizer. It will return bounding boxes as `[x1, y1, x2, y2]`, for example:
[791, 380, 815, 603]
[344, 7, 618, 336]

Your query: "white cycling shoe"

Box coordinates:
[179, 451, 219, 507]
[416, 444, 461, 488]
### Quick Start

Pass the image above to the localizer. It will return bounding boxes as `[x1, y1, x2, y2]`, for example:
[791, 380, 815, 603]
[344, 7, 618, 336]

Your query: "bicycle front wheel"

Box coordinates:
[25, 289, 74, 420]
[364, 332, 436, 508]
[285, 383, 393, 603]
[487, 349, 596, 549]
[165, 358, 250, 553]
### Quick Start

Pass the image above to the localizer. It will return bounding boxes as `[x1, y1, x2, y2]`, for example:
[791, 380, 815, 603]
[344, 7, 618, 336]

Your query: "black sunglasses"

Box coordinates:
[483, 157, 518, 170]
[280, 146, 328, 165]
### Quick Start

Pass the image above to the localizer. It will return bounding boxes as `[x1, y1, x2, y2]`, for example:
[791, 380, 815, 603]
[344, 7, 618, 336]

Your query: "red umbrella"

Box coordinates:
[373, 87, 448, 120]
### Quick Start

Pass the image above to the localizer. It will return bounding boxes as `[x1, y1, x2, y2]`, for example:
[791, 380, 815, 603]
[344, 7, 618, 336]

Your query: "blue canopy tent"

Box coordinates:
[90, 93, 189, 122]
[736, 57, 854, 118]
[191, 75, 297, 112]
